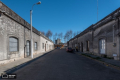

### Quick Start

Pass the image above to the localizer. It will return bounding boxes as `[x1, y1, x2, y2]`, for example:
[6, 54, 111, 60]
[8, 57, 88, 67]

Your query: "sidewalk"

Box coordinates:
[0, 49, 54, 75]
[75, 51, 120, 70]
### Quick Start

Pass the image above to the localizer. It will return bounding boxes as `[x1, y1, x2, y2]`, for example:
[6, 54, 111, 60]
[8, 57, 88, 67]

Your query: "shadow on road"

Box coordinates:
[4, 50, 54, 74]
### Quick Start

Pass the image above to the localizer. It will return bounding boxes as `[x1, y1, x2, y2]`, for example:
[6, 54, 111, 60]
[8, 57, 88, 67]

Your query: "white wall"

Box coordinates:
[39, 36, 54, 53]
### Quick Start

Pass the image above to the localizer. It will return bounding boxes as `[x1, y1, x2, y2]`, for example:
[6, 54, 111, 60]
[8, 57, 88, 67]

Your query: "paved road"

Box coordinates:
[3, 49, 120, 80]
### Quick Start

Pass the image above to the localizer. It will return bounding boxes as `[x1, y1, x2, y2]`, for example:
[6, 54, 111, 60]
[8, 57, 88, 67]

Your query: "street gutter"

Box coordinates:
[75, 52, 120, 71]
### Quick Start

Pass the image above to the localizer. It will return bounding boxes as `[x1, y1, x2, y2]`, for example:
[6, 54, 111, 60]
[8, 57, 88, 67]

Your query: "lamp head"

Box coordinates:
[36, 1, 41, 5]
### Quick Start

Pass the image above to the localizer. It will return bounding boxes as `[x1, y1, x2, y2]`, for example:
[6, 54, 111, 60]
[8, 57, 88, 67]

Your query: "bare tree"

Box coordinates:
[60, 32, 63, 43]
[65, 30, 73, 41]
[46, 30, 52, 39]
[64, 30, 71, 43]
[58, 32, 63, 43]
[53, 34, 56, 44]
[64, 35, 67, 43]
[58, 33, 61, 39]
[73, 32, 77, 37]
[41, 31, 45, 35]
[54, 33, 57, 40]
[69, 30, 73, 39]
[63, 30, 80, 43]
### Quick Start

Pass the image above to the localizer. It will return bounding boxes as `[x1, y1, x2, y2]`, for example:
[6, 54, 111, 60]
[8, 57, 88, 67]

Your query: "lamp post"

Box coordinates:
[30, 1, 41, 58]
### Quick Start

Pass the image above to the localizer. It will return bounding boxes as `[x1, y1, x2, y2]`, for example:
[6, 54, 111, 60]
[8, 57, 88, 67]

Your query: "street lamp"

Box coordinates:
[30, 1, 41, 58]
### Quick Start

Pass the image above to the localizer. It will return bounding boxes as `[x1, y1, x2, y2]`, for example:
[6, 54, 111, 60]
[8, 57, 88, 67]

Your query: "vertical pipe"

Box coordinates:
[30, 10, 33, 58]
[113, 25, 115, 43]
[97, 0, 98, 21]
[117, 18, 120, 60]
[24, 23, 25, 58]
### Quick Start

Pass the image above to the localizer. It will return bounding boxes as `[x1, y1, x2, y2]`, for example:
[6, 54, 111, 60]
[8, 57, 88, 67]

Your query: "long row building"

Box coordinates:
[68, 7, 120, 60]
[0, 1, 54, 64]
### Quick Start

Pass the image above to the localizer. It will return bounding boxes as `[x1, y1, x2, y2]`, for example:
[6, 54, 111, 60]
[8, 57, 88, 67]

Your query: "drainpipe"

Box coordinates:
[117, 17, 120, 60]
[113, 24, 115, 44]
[24, 25, 25, 58]
[112, 17, 120, 60]
[112, 16, 116, 46]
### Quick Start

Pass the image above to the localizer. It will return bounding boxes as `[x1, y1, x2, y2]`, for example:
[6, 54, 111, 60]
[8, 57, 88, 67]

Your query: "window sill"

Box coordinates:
[9, 51, 19, 54]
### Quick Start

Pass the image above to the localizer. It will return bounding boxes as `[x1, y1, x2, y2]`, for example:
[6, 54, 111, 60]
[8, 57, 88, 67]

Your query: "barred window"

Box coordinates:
[42, 43, 44, 49]
[9, 37, 18, 52]
[34, 42, 37, 50]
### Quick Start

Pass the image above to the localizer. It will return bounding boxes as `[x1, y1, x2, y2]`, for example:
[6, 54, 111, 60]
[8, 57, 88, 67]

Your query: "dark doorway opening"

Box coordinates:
[81, 42, 83, 52]
[86, 41, 89, 51]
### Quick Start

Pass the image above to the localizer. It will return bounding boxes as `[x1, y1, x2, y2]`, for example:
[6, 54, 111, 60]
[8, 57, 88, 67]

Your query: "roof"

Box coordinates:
[68, 7, 120, 42]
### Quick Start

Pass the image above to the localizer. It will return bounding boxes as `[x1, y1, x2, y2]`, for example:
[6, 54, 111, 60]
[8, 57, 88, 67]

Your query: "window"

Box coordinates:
[9, 37, 18, 52]
[102, 39, 105, 49]
[47, 44, 48, 49]
[34, 42, 37, 50]
[99, 39, 105, 54]
[42, 43, 44, 49]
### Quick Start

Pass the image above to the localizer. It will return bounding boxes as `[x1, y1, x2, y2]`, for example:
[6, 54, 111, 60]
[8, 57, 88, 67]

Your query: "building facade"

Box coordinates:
[55, 38, 61, 44]
[0, 1, 54, 65]
[68, 7, 120, 60]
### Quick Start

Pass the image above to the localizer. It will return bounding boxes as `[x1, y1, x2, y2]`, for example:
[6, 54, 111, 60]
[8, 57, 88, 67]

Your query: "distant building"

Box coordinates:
[64, 43, 67, 47]
[55, 38, 61, 44]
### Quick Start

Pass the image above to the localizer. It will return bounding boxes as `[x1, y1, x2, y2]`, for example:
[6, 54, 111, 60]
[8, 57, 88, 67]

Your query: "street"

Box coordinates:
[4, 49, 120, 80]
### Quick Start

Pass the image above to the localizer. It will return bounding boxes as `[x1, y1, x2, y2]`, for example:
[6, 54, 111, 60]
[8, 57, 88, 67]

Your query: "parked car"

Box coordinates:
[66, 47, 74, 52]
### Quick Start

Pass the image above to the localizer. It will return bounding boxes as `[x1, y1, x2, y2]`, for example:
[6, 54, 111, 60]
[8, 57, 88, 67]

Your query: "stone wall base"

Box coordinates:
[0, 49, 54, 66]
[0, 57, 23, 66]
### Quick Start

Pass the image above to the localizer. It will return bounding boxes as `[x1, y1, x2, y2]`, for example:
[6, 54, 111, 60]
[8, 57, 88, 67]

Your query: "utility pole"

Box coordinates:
[30, 1, 41, 59]
[97, 0, 98, 21]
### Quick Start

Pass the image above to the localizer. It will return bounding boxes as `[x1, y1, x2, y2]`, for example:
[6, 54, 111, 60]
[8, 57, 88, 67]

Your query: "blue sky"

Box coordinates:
[1, 0, 120, 42]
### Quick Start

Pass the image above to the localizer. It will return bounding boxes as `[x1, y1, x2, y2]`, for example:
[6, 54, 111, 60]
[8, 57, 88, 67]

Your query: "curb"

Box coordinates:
[76, 52, 120, 71]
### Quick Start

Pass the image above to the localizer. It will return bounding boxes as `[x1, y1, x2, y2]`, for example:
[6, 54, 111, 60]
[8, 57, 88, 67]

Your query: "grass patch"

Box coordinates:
[90, 53, 94, 55]
[81, 54, 86, 55]
[86, 55, 91, 57]
[98, 60, 104, 62]
[106, 57, 114, 59]
[93, 57, 101, 60]
[108, 64, 120, 67]
[112, 64, 118, 67]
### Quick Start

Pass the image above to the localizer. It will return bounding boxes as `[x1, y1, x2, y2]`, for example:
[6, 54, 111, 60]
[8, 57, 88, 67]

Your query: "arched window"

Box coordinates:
[9, 37, 18, 52]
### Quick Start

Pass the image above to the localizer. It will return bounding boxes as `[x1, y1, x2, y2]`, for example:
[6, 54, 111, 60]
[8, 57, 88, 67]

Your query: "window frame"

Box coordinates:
[9, 37, 19, 52]
[98, 37, 106, 54]
[42, 43, 44, 49]
[34, 42, 37, 51]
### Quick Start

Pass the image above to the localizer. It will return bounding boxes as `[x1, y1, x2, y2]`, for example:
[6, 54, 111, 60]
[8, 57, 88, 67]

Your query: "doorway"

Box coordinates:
[81, 42, 83, 52]
[26, 40, 30, 57]
[99, 39, 105, 54]
[86, 41, 89, 51]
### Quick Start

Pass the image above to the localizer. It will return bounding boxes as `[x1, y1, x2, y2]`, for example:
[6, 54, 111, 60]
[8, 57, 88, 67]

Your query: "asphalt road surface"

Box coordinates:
[3, 49, 120, 80]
